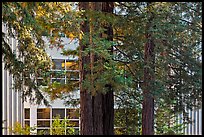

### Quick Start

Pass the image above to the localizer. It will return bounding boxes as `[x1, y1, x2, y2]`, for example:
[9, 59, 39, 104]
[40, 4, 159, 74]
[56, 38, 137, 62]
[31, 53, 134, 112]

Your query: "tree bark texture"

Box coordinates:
[101, 3, 114, 135]
[79, 2, 93, 135]
[79, 2, 114, 135]
[142, 2, 155, 135]
[142, 39, 155, 135]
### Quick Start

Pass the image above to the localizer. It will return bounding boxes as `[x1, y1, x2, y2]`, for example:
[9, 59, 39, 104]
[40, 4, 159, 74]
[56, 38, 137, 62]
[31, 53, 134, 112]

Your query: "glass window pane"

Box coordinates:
[37, 108, 50, 119]
[69, 120, 79, 127]
[66, 109, 79, 119]
[37, 129, 50, 135]
[52, 109, 65, 119]
[25, 108, 30, 119]
[37, 120, 50, 127]
[25, 120, 30, 127]
[65, 60, 78, 70]
[52, 59, 65, 70]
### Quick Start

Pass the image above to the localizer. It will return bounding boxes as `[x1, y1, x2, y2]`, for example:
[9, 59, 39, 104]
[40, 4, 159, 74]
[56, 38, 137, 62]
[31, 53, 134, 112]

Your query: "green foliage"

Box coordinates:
[2, 2, 202, 135]
[113, 2, 201, 135]
[2, 2, 80, 106]
[2, 2, 54, 106]
[75, 2, 201, 134]
[155, 99, 187, 135]
[114, 108, 142, 135]
[9, 116, 76, 135]
[50, 115, 75, 135]
[114, 87, 143, 135]
[9, 121, 36, 135]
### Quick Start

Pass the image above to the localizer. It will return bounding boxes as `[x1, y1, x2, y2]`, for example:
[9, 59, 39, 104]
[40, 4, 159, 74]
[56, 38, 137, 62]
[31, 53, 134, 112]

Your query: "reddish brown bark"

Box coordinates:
[92, 2, 114, 135]
[79, 2, 93, 135]
[79, 2, 114, 135]
[142, 2, 155, 135]
[142, 40, 155, 135]
[101, 2, 114, 135]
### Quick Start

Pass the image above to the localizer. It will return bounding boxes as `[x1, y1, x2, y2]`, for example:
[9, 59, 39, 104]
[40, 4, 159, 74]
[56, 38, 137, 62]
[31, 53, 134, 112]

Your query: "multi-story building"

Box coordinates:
[23, 36, 80, 135]
[2, 24, 24, 135]
[2, 24, 80, 135]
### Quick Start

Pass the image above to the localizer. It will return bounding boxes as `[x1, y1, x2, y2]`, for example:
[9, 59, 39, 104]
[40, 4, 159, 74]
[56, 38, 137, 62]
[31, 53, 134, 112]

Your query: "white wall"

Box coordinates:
[2, 23, 24, 135]
[43, 36, 79, 60]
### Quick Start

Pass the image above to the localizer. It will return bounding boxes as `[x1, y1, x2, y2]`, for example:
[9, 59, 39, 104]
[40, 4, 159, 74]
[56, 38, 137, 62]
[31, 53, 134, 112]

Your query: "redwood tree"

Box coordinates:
[142, 2, 155, 135]
[79, 2, 114, 135]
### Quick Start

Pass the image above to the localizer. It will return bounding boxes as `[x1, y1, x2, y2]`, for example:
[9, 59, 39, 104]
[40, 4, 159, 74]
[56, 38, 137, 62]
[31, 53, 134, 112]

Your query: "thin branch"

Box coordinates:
[113, 45, 135, 61]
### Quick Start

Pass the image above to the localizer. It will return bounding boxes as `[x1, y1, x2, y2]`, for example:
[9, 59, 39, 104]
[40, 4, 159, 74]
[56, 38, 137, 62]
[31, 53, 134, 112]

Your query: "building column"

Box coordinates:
[30, 105, 38, 134]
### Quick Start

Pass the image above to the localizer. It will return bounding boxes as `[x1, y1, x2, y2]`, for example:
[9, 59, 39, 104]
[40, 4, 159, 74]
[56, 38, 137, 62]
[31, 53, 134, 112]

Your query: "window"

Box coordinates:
[35, 108, 80, 135]
[66, 109, 79, 119]
[24, 108, 30, 130]
[37, 121, 50, 127]
[69, 120, 79, 127]
[66, 128, 79, 135]
[25, 120, 30, 127]
[37, 108, 50, 119]
[37, 129, 50, 135]
[65, 61, 78, 70]
[52, 109, 65, 119]
[25, 108, 30, 119]
[52, 59, 65, 70]
[49, 59, 79, 85]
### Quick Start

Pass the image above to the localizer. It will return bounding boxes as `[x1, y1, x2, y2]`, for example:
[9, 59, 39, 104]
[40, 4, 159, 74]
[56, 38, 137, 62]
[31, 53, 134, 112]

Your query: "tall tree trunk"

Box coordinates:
[101, 3, 114, 135]
[91, 2, 114, 135]
[142, 2, 155, 135]
[90, 3, 104, 135]
[79, 2, 114, 135]
[79, 2, 93, 135]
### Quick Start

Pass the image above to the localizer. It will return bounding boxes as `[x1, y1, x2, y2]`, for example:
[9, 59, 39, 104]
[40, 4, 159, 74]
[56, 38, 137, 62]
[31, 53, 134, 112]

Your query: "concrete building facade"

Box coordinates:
[2, 23, 24, 135]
